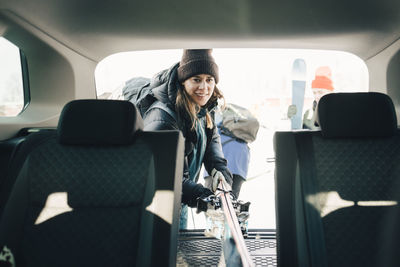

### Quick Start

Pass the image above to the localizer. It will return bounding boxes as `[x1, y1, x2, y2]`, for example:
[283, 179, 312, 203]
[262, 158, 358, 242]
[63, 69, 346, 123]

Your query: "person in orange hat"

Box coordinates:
[303, 66, 334, 129]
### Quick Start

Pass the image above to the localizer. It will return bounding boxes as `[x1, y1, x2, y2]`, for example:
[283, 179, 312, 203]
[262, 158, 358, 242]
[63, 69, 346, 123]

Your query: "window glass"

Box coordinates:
[0, 37, 24, 117]
[95, 49, 368, 229]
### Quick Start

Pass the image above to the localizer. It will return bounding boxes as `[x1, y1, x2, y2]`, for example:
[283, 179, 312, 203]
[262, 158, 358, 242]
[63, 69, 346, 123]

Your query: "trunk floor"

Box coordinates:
[177, 230, 277, 267]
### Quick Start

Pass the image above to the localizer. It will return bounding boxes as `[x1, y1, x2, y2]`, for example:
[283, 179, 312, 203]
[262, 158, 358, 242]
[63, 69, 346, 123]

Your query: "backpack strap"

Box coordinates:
[221, 137, 249, 147]
[220, 128, 248, 145]
[221, 137, 235, 146]
[147, 101, 177, 122]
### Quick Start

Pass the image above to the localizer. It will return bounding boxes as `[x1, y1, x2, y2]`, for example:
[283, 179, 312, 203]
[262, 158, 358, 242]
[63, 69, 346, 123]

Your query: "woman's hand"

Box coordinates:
[211, 168, 232, 192]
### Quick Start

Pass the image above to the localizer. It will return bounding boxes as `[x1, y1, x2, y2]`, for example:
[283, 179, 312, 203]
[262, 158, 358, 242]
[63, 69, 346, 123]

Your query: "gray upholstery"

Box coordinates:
[0, 100, 184, 267]
[274, 92, 400, 267]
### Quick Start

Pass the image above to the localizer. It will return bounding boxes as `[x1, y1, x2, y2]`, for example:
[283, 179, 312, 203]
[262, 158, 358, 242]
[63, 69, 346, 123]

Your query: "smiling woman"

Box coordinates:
[134, 49, 233, 230]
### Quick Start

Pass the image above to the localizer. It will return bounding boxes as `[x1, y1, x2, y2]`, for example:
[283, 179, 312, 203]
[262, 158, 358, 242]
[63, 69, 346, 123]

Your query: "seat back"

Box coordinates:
[0, 135, 26, 218]
[0, 99, 184, 267]
[0, 128, 57, 220]
[274, 93, 400, 267]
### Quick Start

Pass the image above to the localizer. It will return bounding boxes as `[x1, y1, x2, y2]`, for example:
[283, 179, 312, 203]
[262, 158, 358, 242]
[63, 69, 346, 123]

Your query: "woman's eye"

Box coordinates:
[193, 78, 200, 82]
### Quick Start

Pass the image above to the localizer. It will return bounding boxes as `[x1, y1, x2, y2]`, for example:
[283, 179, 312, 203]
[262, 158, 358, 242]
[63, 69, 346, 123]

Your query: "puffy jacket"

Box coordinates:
[142, 63, 232, 206]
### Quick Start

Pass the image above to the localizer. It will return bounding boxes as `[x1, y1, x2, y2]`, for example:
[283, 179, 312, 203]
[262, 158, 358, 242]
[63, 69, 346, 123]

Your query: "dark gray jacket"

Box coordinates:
[143, 63, 232, 206]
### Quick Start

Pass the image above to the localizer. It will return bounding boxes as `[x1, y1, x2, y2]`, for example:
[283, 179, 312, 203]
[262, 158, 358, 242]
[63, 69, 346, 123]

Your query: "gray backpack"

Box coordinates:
[122, 77, 176, 120]
[220, 103, 260, 143]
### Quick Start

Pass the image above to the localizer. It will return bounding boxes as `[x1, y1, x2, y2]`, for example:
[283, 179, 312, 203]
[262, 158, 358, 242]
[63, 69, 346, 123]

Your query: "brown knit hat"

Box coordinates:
[177, 49, 219, 83]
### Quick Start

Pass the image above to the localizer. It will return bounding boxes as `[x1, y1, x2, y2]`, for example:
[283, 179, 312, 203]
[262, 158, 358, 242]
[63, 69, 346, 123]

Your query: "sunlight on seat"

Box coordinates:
[35, 192, 73, 225]
[307, 191, 354, 217]
[145, 190, 174, 224]
[357, 200, 398, 206]
[307, 191, 399, 217]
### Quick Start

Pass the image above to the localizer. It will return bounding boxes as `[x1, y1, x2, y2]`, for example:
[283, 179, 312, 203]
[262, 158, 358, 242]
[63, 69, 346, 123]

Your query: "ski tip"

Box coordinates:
[292, 58, 307, 80]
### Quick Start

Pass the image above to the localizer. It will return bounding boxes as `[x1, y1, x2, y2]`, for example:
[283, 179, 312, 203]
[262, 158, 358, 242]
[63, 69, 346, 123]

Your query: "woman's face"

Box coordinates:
[312, 88, 332, 103]
[182, 74, 215, 107]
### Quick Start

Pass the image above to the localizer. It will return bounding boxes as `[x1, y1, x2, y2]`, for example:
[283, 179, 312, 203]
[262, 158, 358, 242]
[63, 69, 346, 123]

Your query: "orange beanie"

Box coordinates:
[311, 66, 334, 91]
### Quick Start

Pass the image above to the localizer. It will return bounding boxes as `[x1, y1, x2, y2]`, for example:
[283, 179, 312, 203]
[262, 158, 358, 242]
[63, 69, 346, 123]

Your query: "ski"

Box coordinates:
[197, 181, 253, 267]
[218, 180, 253, 267]
[290, 58, 307, 130]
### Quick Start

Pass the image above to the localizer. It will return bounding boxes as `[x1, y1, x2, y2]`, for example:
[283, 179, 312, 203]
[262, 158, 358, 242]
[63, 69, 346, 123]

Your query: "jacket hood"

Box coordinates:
[150, 62, 180, 107]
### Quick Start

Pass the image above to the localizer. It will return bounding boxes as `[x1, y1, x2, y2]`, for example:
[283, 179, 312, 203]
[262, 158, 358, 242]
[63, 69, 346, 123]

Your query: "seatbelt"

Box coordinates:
[294, 133, 328, 267]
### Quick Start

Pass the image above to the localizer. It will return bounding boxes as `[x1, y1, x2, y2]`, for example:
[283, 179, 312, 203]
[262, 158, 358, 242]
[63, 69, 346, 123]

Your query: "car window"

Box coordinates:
[95, 48, 368, 229]
[0, 37, 25, 117]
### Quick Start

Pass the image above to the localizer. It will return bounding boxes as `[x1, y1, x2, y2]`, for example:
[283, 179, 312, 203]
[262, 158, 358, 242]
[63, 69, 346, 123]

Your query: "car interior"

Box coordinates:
[0, 0, 400, 266]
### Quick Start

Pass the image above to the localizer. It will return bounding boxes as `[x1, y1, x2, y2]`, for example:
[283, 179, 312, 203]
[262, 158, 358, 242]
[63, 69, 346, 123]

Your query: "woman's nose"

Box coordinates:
[198, 80, 207, 90]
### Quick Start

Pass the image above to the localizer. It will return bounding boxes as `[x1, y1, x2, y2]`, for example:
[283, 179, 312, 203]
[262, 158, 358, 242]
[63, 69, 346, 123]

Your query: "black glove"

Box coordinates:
[196, 188, 216, 213]
[199, 187, 214, 199]
[186, 186, 214, 208]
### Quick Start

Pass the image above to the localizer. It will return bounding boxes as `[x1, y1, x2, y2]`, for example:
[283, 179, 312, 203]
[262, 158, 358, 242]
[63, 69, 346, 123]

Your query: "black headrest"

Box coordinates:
[58, 99, 143, 145]
[317, 92, 397, 138]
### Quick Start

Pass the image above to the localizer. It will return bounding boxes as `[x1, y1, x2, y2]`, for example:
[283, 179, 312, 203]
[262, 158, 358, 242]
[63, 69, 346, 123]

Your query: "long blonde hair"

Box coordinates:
[176, 85, 224, 130]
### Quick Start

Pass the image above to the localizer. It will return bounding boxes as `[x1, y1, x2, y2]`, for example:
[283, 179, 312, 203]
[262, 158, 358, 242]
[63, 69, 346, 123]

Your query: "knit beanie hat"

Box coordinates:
[311, 66, 334, 91]
[177, 49, 219, 83]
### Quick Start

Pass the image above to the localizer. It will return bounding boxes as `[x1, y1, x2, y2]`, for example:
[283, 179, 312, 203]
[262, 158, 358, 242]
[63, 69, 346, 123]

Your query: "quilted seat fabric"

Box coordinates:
[1, 132, 155, 267]
[311, 133, 400, 267]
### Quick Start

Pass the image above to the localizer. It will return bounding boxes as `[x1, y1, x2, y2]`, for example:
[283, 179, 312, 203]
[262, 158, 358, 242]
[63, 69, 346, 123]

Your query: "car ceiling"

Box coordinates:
[1, 0, 400, 62]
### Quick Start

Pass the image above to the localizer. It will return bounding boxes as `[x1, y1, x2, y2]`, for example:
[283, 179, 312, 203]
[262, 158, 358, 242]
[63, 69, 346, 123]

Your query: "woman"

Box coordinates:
[142, 49, 233, 228]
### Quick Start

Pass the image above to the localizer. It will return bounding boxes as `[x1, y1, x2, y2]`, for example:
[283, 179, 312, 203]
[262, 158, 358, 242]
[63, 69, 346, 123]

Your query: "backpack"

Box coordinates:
[122, 77, 176, 120]
[220, 103, 260, 143]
